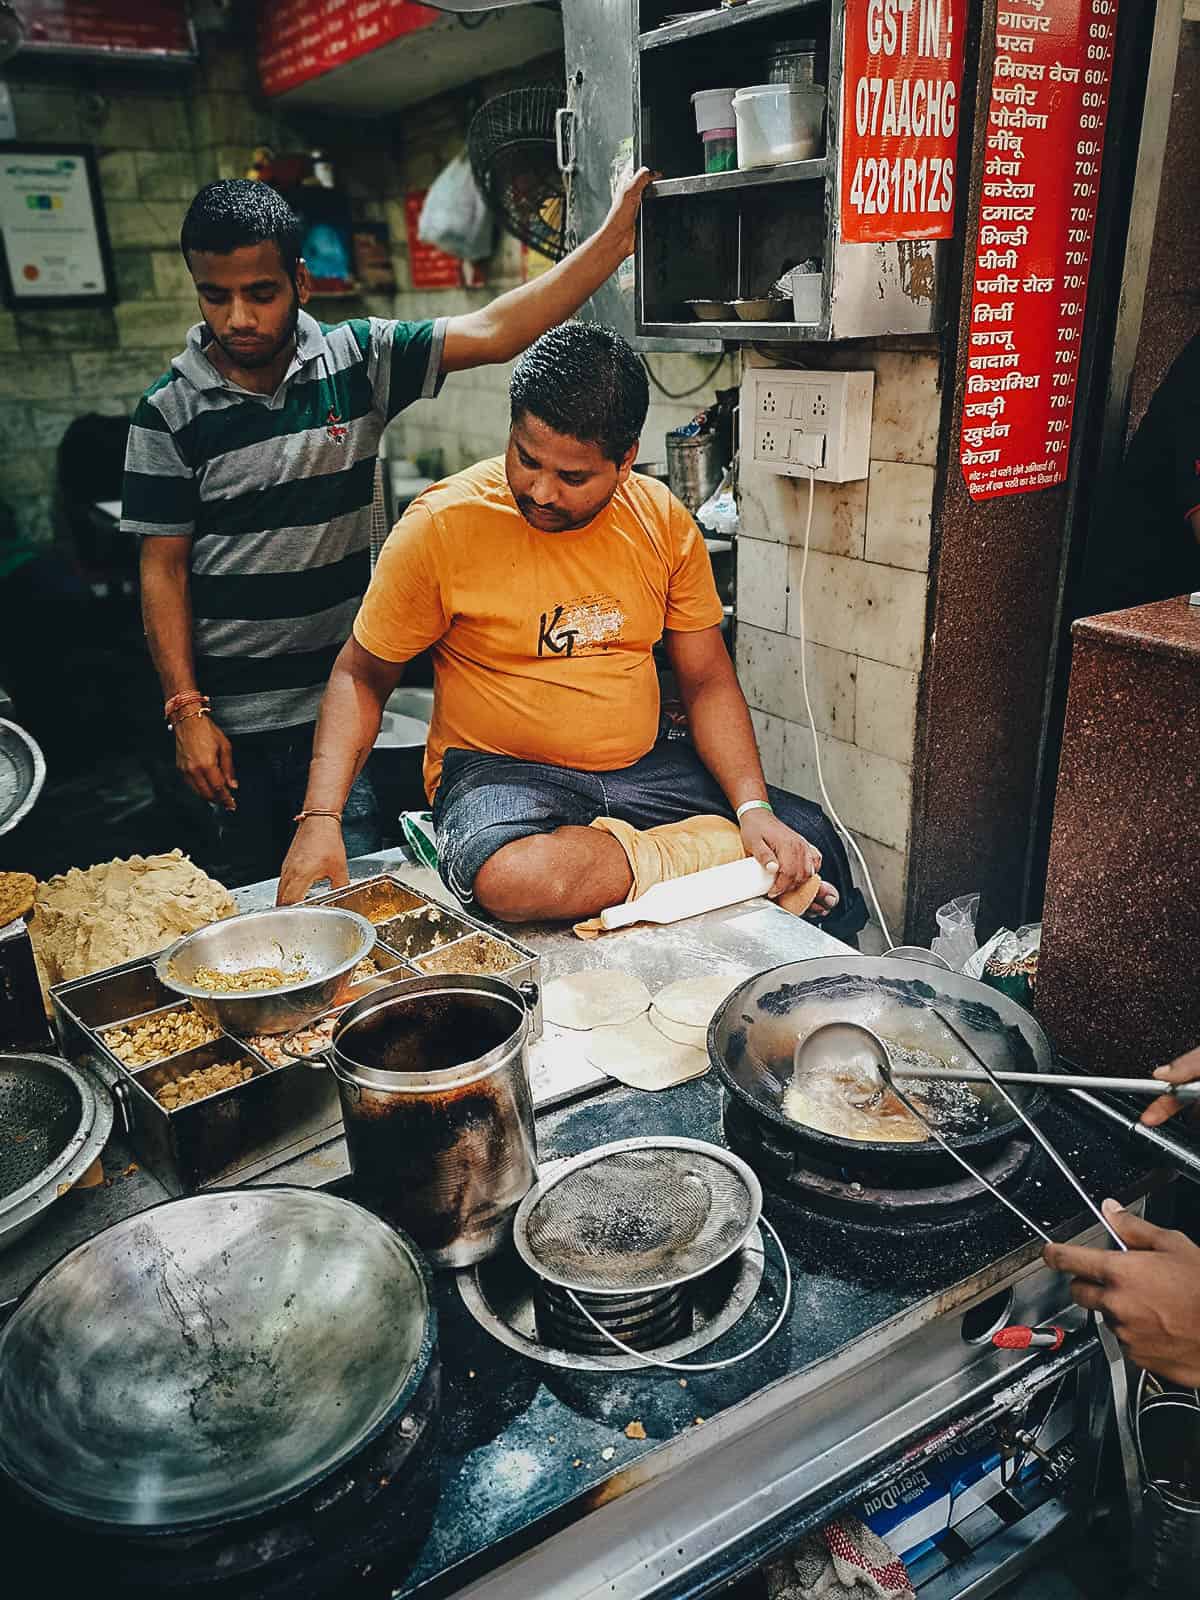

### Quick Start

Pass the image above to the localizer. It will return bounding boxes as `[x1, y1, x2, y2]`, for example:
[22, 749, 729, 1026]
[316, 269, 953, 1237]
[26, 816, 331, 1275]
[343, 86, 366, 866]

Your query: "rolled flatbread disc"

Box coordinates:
[584, 1014, 709, 1091]
[543, 969, 652, 1031]
[653, 974, 738, 1030]
[649, 1007, 708, 1050]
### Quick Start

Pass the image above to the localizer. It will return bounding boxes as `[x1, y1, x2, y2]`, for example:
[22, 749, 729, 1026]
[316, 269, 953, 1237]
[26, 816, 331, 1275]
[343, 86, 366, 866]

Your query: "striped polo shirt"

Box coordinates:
[122, 309, 445, 735]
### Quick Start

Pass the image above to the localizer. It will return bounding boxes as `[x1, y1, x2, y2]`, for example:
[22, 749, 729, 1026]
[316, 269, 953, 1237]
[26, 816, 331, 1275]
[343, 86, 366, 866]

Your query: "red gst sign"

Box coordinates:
[960, 0, 1119, 500]
[257, 0, 439, 98]
[840, 0, 966, 243]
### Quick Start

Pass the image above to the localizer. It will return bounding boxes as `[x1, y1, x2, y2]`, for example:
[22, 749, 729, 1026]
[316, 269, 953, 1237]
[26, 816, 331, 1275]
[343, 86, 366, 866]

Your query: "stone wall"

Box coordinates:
[735, 349, 941, 938]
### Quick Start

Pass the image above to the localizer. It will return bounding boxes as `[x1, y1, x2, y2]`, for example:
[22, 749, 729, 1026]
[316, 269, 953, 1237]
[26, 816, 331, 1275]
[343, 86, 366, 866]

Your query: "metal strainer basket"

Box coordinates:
[514, 1137, 762, 1295]
[0, 1053, 113, 1251]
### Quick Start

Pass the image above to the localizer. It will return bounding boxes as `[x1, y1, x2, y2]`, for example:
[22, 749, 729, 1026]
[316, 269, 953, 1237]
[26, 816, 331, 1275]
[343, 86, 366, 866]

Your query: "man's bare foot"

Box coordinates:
[808, 881, 839, 919]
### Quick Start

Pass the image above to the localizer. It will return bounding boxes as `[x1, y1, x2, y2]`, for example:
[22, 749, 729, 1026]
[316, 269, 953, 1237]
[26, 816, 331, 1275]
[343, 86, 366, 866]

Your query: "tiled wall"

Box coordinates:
[0, 35, 409, 546]
[735, 350, 941, 937]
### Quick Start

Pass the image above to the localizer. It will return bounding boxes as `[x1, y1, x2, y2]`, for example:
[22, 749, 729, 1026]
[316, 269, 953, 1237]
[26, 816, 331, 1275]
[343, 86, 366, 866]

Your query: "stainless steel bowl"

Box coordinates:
[155, 905, 375, 1036]
[0, 1188, 435, 1533]
[0, 1053, 113, 1252]
[0, 717, 46, 835]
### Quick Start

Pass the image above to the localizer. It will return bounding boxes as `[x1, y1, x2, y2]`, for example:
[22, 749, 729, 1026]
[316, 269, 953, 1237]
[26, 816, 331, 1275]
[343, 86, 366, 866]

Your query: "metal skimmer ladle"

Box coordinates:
[793, 1018, 1129, 1251]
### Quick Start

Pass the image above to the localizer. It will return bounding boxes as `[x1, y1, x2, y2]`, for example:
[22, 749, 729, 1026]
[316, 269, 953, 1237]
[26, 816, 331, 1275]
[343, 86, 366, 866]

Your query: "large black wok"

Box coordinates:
[709, 957, 1051, 1183]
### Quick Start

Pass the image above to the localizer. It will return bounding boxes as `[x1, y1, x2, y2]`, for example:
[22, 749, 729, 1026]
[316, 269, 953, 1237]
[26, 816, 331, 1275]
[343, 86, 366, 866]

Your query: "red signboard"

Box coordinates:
[960, 0, 1118, 500]
[20, 0, 191, 56]
[257, 0, 439, 99]
[840, 0, 967, 242]
[404, 191, 471, 291]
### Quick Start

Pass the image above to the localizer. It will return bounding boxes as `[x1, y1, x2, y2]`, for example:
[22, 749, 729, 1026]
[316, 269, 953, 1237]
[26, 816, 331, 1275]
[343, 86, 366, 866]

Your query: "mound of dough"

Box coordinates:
[30, 850, 235, 995]
[653, 974, 739, 1030]
[543, 969, 651, 1031]
[585, 1014, 709, 1091]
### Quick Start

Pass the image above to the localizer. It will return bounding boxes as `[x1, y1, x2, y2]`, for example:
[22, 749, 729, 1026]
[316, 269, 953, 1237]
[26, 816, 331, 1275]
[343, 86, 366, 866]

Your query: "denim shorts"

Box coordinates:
[431, 738, 867, 943]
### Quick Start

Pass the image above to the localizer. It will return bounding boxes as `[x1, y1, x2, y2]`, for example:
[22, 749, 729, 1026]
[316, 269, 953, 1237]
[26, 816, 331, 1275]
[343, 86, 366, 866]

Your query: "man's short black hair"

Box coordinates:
[509, 323, 649, 464]
[180, 180, 304, 276]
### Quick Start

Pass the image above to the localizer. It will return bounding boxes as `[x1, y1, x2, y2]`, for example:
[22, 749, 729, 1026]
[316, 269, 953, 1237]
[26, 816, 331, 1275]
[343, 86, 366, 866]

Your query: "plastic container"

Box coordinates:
[702, 129, 737, 173]
[767, 40, 818, 86]
[791, 270, 822, 324]
[732, 83, 827, 168]
[691, 87, 737, 134]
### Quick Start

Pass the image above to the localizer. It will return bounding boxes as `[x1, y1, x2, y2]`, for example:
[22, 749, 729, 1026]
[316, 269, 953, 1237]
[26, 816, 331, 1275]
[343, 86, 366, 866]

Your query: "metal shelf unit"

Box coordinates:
[634, 0, 943, 343]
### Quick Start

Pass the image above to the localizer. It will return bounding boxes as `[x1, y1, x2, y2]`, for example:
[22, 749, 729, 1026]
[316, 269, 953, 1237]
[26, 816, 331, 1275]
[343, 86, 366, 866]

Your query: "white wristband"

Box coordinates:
[736, 800, 774, 820]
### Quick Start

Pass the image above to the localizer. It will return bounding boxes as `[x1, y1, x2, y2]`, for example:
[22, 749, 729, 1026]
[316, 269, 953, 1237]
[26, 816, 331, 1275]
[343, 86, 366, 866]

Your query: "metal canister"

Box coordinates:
[1135, 1374, 1200, 1589]
[767, 39, 818, 85]
[666, 432, 722, 514]
[325, 975, 538, 1269]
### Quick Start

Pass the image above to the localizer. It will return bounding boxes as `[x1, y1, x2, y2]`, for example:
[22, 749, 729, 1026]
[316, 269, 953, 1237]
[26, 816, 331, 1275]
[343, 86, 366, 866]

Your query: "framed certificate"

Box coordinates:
[0, 144, 115, 308]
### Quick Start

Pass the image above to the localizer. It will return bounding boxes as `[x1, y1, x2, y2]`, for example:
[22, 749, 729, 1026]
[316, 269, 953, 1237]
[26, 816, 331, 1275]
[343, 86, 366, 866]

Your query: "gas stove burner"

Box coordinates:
[720, 1094, 1051, 1288]
[458, 1233, 767, 1372]
[722, 1095, 1038, 1225]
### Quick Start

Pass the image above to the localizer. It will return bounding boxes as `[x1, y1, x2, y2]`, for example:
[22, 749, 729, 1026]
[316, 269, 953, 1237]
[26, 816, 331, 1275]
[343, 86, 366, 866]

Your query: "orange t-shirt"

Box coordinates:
[353, 457, 724, 801]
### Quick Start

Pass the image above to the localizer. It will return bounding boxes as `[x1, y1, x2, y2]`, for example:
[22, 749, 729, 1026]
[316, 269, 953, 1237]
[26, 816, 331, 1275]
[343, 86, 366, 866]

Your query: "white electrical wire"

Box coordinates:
[563, 1216, 792, 1373]
[796, 466, 894, 948]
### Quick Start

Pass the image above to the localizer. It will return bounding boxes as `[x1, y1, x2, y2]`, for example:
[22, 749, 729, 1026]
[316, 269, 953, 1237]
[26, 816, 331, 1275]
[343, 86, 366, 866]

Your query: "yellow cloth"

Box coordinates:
[573, 815, 822, 938]
[353, 458, 724, 801]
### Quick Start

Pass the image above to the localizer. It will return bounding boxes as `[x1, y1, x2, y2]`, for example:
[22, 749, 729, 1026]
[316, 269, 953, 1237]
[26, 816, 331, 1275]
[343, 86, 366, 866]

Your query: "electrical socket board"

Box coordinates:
[743, 369, 874, 483]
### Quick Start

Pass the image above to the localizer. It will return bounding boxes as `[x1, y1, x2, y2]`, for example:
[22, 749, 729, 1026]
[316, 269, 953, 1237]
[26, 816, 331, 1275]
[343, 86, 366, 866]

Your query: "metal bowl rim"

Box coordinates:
[0, 717, 47, 836]
[0, 1185, 437, 1535]
[511, 1134, 763, 1295]
[154, 905, 376, 1000]
[0, 1053, 113, 1235]
[328, 971, 532, 1090]
[707, 955, 1051, 1157]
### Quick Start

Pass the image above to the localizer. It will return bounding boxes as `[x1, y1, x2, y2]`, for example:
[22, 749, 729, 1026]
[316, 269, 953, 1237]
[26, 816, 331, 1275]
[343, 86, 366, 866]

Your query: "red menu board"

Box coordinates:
[20, 1, 192, 56]
[404, 191, 478, 291]
[840, 0, 967, 242]
[258, 0, 439, 99]
[960, 0, 1118, 500]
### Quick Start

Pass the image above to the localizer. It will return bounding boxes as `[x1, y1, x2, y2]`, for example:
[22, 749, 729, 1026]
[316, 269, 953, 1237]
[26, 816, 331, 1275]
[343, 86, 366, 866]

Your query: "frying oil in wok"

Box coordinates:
[782, 1038, 989, 1144]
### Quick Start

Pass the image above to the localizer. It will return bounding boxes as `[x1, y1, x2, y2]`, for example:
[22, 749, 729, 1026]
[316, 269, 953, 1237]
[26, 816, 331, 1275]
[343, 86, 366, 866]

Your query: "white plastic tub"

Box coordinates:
[791, 271, 822, 324]
[691, 87, 737, 135]
[732, 83, 826, 168]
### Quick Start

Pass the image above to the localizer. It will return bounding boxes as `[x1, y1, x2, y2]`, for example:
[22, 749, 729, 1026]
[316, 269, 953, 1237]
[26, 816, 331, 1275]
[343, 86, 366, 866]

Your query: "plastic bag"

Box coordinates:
[697, 470, 739, 535]
[978, 923, 1041, 1007]
[930, 893, 980, 973]
[418, 154, 494, 263]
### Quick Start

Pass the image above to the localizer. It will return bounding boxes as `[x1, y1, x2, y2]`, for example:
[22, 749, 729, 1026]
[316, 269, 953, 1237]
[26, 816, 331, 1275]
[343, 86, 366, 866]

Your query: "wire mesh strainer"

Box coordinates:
[0, 1054, 113, 1251]
[513, 1137, 762, 1295]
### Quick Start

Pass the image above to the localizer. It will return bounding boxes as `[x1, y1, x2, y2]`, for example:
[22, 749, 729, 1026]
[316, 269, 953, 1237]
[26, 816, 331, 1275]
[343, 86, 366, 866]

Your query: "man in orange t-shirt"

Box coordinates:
[278, 324, 865, 941]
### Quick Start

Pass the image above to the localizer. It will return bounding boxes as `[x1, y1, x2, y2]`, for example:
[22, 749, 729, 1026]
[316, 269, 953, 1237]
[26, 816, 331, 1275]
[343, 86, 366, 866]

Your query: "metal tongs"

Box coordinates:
[795, 1014, 1128, 1251]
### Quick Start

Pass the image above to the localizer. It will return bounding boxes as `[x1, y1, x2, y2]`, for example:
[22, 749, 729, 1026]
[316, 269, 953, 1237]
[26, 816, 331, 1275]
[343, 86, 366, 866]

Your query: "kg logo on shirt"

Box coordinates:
[537, 595, 625, 658]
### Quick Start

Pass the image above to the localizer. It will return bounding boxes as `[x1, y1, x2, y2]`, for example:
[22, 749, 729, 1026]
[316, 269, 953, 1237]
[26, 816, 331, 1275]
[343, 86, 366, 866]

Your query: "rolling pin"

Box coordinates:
[600, 857, 822, 930]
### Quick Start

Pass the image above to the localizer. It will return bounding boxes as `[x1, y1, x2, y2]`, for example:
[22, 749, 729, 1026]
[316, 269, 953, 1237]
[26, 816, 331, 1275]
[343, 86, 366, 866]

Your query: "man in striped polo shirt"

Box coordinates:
[124, 173, 649, 886]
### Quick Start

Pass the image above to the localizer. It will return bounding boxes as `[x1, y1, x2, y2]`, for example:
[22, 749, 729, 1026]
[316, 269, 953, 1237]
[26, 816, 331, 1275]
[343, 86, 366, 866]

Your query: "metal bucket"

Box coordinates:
[325, 975, 539, 1269]
[1135, 1372, 1200, 1589]
[666, 433, 722, 514]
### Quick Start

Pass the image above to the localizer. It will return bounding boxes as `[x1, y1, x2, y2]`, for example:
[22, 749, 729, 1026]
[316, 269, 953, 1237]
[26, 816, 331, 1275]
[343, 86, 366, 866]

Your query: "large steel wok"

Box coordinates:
[0, 1188, 437, 1537]
[709, 957, 1051, 1180]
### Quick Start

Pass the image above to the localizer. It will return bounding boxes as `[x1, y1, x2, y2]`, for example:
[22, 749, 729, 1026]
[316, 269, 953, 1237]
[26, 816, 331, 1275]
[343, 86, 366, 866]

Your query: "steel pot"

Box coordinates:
[320, 974, 539, 1269]
[709, 957, 1050, 1183]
